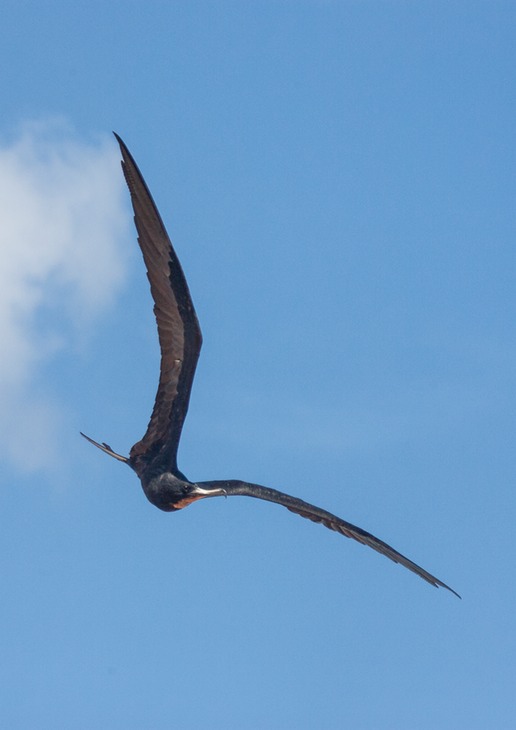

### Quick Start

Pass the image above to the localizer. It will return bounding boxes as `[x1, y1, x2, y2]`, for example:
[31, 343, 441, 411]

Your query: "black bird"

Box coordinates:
[82, 134, 459, 598]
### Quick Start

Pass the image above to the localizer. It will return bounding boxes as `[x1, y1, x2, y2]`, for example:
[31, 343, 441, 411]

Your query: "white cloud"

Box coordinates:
[0, 120, 129, 473]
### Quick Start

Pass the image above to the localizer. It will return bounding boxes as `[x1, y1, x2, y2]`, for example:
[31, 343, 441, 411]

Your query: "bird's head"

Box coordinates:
[143, 473, 224, 512]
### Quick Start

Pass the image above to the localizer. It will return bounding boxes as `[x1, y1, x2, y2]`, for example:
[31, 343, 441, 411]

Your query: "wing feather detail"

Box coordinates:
[114, 134, 202, 477]
[197, 479, 460, 597]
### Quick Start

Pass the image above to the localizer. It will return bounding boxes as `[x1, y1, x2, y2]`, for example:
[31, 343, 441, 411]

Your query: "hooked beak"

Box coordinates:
[171, 484, 227, 511]
[190, 484, 227, 499]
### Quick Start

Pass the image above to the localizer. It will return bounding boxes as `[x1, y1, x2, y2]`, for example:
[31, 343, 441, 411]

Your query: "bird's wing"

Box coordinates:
[197, 480, 460, 597]
[115, 134, 202, 477]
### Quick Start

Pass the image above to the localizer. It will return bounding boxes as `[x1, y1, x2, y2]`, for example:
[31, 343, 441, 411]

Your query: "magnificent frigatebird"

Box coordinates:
[82, 133, 459, 598]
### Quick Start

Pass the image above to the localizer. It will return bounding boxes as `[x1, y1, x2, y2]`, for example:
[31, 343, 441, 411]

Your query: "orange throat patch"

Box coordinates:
[170, 495, 205, 510]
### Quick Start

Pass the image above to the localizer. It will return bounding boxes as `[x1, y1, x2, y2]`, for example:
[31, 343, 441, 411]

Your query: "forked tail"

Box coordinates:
[80, 432, 129, 463]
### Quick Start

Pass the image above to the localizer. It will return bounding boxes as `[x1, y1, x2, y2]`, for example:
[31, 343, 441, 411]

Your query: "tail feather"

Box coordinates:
[80, 432, 129, 463]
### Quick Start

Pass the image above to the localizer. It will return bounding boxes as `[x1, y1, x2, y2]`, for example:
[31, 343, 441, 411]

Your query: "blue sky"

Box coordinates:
[0, 2, 514, 728]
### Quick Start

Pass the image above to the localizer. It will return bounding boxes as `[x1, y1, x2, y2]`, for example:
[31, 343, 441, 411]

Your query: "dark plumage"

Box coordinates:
[82, 133, 459, 598]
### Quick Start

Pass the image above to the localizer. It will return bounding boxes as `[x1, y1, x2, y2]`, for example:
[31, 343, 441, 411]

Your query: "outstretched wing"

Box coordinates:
[197, 480, 460, 597]
[115, 134, 202, 477]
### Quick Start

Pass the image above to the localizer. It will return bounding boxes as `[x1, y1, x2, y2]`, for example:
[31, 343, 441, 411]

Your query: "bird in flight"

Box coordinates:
[82, 133, 459, 598]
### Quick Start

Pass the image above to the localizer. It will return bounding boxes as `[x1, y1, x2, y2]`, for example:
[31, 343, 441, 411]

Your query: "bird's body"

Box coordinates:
[82, 134, 459, 598]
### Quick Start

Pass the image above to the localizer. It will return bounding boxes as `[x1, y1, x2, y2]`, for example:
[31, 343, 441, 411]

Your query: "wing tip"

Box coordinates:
[112, 131, 130, 162]
[437, 580, 462, 600]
